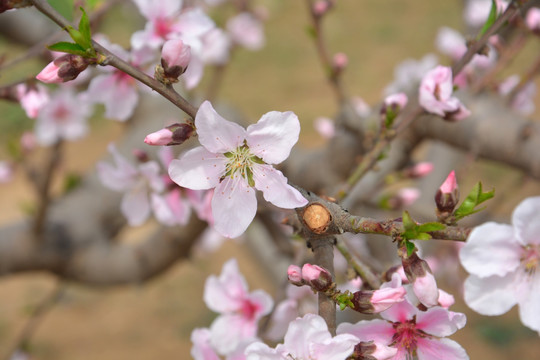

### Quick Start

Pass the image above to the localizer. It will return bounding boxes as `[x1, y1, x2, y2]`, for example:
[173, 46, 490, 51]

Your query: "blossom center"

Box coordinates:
[154, 18, 174, 39]
[391, 316, 427, 356]
[521, 244, 540, 275]
[223, 145, 262, 186]
[240, 299, 259, 321]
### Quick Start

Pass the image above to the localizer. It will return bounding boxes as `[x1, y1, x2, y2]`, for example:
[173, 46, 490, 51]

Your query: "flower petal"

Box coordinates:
[203, 259, 248, 313]
[459, 222, 520, 278]
[311, 334, 359, 360]
[190, 328, 220, 360]
[518, 272, 540, 334]
[380, 297, 417, 323]
[212, 175, 257, 238]
[210, 314, 257, 356]
[463, 273, 518, 316]
[252, 165, 308, 209]
[512, 196, 540, 246]
[245, 342, 283, 360]
[121, 187, 150, 226]
[168, 147, 226, 190]
[337, 319, 395, 344]
[283, 314, 331, 358]
[416, 307, 466, 337]
[196, 101, 246, 153]
[416, 338, 469, 360]
[246, 111, 300, 164]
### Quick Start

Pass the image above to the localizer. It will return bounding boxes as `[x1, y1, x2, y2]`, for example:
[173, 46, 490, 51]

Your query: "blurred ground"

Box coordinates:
[1, 0, 540, 359]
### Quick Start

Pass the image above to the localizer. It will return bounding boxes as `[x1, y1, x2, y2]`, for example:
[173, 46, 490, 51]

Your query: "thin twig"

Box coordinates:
[335, 238, 381, 289]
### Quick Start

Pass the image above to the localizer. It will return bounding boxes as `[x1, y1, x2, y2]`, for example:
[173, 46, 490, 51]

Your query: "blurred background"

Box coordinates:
[1, 0, 540, 359]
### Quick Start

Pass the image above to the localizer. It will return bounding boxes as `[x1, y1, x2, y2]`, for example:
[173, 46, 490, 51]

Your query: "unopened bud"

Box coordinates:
[287, 265, 303, 286]
[435, 170, 459, 213]
[400, 250, 439, 307]
[36, 54, 92, 84]
[352, 341, 398, 360]
[157, 39, 191, 84]
[144, 123, 194, 146]
[313, 0, 329, 16]
[301, 263, 333, 292]
[526, 8, 540, 34]
[132, 149, 149, 163]
[403, 162, 434, 179]
[332, 52, 348, 72]
[350, 286, 405, 314]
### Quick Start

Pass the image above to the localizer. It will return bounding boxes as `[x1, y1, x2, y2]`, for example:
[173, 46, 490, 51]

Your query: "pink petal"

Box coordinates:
[246, 111, 300, 164]
[380, 297, 417, 323]
[460, 222, 520, 277]
[168, 147, 226, 190]
[210, 314, 258, 355]
[182, 53, 205, 89]
[283, 314, 331, 358]
[413, 271, 439, 308]
[416, 338, 469, 360]
[252, 164, 307, 208]
[311, 334, 359, 360]
[175, 8, 215, 38]
[203, 259, 248, 313]
[196, 101, 246, 153]
[139, 161, 165, 193]
[337, 319, 395, 344]
[416, 307, 466, 337]
[265, 299, 298, 341]
[512, 196, 540, 246]
[463, 273, 518, 316]
[133, 0, 181, 21]
[227, 12, 265, 50]
[247, 289, 274, 319]
[245, 342, 283, 360]
[86, 74, 139, 121]
[212, 175, 257, 238]
[517, 272, 540, 334]
[190, 328, 220, 360]
[121, 187, 150, 226]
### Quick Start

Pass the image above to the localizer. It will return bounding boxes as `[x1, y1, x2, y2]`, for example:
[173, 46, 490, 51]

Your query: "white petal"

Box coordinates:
[175, 8, 215, 38]
[460, 222, 520, 278]
[210, 314, 257, 356]
[196, 101, 246, 153]
[139, 161, 165, 193]
[336, 319, 394, 344]
[311, 334, 359, 360]
[245, 342, 283, 360]
[283, 314, 331, 358]
[252, 165, 307, 209]
[246, 111, 300, 164]
[512, 196, 540, 246]
[121, 187, 150, 226]
[168, 147, 226, 190]
[416, 307, 466, 337]
[518, 272, 540, 334]
[416, 338, 469, 360]
[463, 273, 518, 315]
[212, 175, 257, 238]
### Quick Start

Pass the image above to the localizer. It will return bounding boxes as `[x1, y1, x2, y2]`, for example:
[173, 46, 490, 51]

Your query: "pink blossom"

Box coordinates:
[438, 289, 455, 309]
[151, 188, 191, 226]
[204, 259, 273, 355]
[405, 162, 434, 178]
[401, 251, 440, 308]
[314, 117, 335, 139]
[351, 96, 371, 117]
[460, 196, 540, 334]
[419, 65, 470, 120]
[35, 89, 91, 146]
[161, 38, 191, 75]
[313, 1, 330, 16]
[395, 187, 420, 207]
[246, 313, 359, 360]
[85, 39, 151, 121]
[168, 101, 307, 238]
[384, 92, 408, 110]
[287, 265, 303, 285]
[97, 144, 165, 226]
[227, 12, 265, 51]
[436, 27, 467, 60]
[333, 52, 348, 71]
[191, 328, 220, 360]
[526, 8, 540, 32]
[36, 54, 91, 84]
[499, 75, 536, 116]
[16, 84, 49, 119]
[131, 0, 214, 50]
[338, 297, 468, 360]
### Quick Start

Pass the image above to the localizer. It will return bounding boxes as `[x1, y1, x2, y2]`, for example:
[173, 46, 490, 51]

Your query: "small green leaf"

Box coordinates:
[402, 210, 415, 230]
[417, 222, 446, 233]
[67, 26, 85, 47]
[405, 240, 416, 257]
[416, 233, 432, 241]
[385, 108, 397, 128]
[454, 182, 495, 220]
[78, 7, 92, 49]
[47, 41, 87, 56]
[63, 172, 82, 193]
[478, 0, 498, 38]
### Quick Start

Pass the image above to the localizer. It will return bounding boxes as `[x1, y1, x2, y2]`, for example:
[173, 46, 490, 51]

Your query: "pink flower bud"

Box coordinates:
[36, 54, 91, 84]
[161, 39, 191, 77]
[20, 132, 36, 152]
[526, 8, 540, 33]
[145, 128, 174, 146]
[313, 0, 329, 16]
[301, 263, 333, 292]
[314, 117, 335, 139]
[353, 341, 398, 360]
[287, 265, 303, 285]
[350, 286, 406, 314]
[332, 52, 348, 71]
[405, 162, 434, 178]
[384, 92, 408, 110]
[401, 251, 439, 307]
[435, 170, 459, 213]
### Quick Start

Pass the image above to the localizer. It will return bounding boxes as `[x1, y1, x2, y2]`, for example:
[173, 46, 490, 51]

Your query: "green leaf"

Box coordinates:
[405, 240, 416, 257]
[417, 222, 446, 233]
[49, 0, 74, 21]
[401, 211, 445, 242]
[478, 0, 498, 38]
[402, 210, 415, 230]
[454, 182, 495, 220]
[67, 26, 85, 47]
[47, 41, 87, 56]
[385, 107, 397, 128]
[78, 7, 92, 49]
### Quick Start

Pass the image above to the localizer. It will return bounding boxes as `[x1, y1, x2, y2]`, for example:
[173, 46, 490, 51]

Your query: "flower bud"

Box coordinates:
[313, 0, 330, 16]
[144, 123, 195, 146]
[287, 265, 303, 286]
[437, 289, 455, 309]
[159, 39, 191, 83]
[132, 149, 149, 163]
[1, 0, 32, 13]
[526, 8, 540, 34]
[400, 250, 439, 307]
[36, 54, 91, 83]
[403, 162, 434, 179]
[332, 52, 348, 72]
[350, 286, 406, 314]
[352, 341, 398, 360]
[301, 263, 333, 292]
[435, 170, 459, 213]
